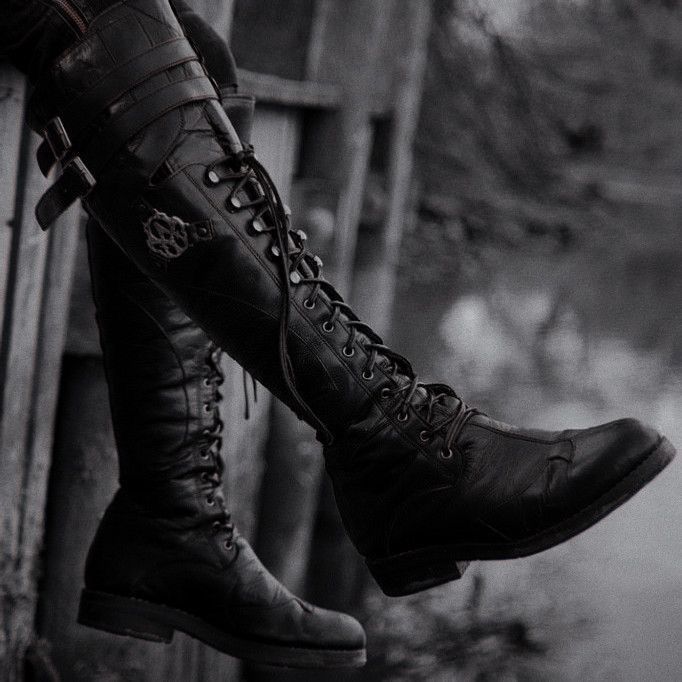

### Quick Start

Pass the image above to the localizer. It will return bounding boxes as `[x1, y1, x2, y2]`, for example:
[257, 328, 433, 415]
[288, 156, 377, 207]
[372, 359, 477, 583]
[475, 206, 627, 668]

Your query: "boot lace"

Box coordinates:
[204, 147, 479, 453]
[199, 342, 235, 549]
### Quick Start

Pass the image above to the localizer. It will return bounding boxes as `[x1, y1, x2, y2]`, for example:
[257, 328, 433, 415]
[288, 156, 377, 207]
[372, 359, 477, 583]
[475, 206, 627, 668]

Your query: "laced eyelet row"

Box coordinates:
[204, 148, 480, 450]
[211, 520, 235, 551]
[198, 343, 235, 551]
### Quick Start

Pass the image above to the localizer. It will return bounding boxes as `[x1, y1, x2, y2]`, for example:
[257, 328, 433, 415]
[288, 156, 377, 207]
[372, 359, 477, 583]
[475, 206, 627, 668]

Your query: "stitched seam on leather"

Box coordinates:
[181, 166, 433, 457]
[473, 422, 569, 445]
[147, 108, 185, 183]
[493, 436, 665, 545]
[116, 287, 194, 450]
[479, 461, 551, 517]
[174, 273, 340, 393]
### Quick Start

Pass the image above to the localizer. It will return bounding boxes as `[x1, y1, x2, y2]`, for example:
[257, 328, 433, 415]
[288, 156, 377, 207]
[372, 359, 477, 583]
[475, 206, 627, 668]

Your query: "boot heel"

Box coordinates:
[367, 549, 470, 597]
[78, 589, 174, 643]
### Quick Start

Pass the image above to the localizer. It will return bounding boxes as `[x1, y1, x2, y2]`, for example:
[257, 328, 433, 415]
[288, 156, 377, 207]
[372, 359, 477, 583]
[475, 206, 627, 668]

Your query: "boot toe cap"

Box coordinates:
[301, 604, 366, 651]
[568, 417, 662, 501]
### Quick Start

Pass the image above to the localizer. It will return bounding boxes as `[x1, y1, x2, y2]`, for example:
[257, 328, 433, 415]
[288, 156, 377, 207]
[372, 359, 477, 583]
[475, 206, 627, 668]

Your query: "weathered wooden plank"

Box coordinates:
[255, 402, 324, 592]
[304, 0, 392, 295]
[350, 0, 432, 337]
[0, 67, 26, 343]
[39, 356, 193, 681]
[238, 68, 340, 109]
[0, 125, 54, 679]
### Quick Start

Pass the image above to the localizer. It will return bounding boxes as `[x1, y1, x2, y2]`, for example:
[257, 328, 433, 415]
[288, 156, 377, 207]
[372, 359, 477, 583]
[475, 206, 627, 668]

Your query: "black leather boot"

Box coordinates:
[79, 93, 366, 667]
[28, 0, 675, 599]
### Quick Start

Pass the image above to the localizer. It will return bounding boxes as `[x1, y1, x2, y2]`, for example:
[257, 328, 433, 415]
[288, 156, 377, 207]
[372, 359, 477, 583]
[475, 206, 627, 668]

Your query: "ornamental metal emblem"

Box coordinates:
[143, 210, 191, 261]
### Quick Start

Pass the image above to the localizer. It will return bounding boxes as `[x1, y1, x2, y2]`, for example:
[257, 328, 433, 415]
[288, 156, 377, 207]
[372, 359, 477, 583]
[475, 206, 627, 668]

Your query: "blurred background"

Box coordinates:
[0, 0, 679, 680]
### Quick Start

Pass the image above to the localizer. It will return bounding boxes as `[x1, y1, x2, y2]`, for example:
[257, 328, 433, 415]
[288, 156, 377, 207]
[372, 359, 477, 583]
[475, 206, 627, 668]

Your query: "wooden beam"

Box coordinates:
[0, 69, 27, 345]
[351, 0, 433, 337]
[304, 0, 394, 295]
[0, 126, 51, 678]
[0, 106, 80, 677]
[238, 68, 340, 109]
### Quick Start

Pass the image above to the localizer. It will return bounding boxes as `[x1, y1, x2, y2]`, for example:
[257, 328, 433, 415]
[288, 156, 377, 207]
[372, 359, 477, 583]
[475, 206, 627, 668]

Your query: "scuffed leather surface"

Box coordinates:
[326, 414, 662, 558]
[85, 491, 365, 649]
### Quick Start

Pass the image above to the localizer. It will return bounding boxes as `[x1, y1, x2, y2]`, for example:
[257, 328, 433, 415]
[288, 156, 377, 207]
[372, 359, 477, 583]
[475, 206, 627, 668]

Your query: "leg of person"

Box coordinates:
[81, 91, 365, 667]
[14, 0, 677, 599]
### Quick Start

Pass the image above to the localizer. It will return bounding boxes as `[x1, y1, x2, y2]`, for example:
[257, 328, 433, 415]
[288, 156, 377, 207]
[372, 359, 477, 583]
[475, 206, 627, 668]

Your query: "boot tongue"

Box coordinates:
[221, 92, 256, 145]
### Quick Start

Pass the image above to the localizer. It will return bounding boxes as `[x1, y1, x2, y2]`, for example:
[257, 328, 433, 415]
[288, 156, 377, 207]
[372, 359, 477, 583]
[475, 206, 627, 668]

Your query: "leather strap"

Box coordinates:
[82, 75, 218, 177]
[37, 37, 199, 176]
[38, 117, 73, 176]
[36, 74, 217, 231]
[35, 157, 95, 231]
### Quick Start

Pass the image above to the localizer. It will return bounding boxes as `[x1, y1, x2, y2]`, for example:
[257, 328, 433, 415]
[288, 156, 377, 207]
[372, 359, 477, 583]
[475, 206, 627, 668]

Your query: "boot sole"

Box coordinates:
[77, 589, 366, 668]
[368, 436, 676, 596]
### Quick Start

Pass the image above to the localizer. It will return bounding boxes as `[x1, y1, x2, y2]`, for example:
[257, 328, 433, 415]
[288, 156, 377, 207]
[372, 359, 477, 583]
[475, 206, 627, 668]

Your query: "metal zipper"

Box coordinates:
[51, 0, 87, 35]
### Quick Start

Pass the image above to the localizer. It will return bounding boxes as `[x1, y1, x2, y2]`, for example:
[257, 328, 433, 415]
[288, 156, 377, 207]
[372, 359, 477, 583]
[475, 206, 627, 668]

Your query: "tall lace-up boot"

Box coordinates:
[26, 0, 675, 600]
[78, 93, 366, 668]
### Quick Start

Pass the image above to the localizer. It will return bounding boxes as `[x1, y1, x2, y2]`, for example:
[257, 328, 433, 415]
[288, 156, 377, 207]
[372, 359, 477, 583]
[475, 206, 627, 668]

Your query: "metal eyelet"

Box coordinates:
[206, 495, 215, 506]
[203, 378, 212, 388]
[362, 369, 374, 380]
[212, 521, 221, 532]
[440, 448, 454, 460]
[398, 412, 409, 422]
[343, 346, 355, 358]
[380, 387, 392, 400]
[200, 450, 210, 460]
[224, 540, 234, 551]
[205, 170, 220, 186]
[290, 271, 302, 285]
[322, 320, 335, 333]
[228, 194, 242, 210]
[303, 298, 316, 310]
[203, 403, 213, 414]
[420, 430, 432, 442]
[251, 218, 265, 234]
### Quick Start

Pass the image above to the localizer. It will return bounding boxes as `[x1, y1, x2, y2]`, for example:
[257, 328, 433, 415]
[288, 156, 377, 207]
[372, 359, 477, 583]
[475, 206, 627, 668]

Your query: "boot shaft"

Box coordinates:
[88, 92, 255, 510]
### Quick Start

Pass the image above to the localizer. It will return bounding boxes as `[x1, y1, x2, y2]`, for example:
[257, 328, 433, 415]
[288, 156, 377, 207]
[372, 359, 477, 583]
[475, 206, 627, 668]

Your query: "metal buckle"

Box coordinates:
[63, 156, 96, 198]
[43, 117, 72, 163]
